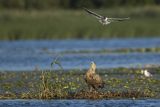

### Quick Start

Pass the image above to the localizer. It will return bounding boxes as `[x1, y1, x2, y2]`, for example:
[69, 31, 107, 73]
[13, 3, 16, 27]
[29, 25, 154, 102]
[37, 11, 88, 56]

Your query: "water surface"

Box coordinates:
[0, 38, 160, 71]
[0, 99, 159, 107]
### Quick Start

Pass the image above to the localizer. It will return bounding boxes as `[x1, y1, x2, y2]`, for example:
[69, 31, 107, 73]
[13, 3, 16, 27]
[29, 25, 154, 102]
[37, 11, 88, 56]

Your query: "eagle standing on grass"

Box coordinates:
[84, 61, 105, 91]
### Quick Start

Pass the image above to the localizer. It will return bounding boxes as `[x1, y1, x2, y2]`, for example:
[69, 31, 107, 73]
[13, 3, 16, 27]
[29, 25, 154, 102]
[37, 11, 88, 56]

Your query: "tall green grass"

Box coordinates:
[0, 6, 160, 40]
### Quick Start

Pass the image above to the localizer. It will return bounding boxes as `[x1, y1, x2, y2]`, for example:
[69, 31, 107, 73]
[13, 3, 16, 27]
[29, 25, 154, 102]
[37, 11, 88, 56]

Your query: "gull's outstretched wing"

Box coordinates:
[108, 17, 130, 22]
[83, 7, 103, 19]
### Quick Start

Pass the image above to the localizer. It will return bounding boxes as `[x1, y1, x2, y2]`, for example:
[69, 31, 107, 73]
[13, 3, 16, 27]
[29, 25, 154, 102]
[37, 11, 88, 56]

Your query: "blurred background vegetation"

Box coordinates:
[0, 0, 159, 9]
[0, 0, 160, 40]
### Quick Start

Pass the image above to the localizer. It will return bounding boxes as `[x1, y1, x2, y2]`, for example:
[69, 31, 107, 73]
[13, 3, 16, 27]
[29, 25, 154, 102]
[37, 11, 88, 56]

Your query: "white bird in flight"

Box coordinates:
[83, 7, 130, 25]
[141, 69, 153, 77]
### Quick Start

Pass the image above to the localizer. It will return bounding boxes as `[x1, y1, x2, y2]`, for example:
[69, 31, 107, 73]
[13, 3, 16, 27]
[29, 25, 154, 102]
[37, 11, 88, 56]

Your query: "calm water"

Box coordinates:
[0, 99, 159, 107]
[0, 38, 160, 71]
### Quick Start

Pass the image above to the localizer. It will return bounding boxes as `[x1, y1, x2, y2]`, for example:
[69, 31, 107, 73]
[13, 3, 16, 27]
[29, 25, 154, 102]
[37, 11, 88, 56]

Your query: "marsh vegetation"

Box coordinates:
[0, 6, 160, 40]
[0, 67, 159, 99]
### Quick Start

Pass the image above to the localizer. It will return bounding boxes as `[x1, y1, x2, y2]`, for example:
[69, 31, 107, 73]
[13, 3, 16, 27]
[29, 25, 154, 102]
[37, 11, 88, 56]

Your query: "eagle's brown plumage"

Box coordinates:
[84, 62, 104, 91]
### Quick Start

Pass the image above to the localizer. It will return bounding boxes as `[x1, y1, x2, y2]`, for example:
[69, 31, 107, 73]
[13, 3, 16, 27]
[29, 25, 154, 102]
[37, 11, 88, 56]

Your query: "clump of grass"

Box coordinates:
[37, 71, 81, 99]
[74, 90, 152, 99]
[37, 56, 75, 99]
[0, 91, 17, 99]
[38, 71, 55, 99]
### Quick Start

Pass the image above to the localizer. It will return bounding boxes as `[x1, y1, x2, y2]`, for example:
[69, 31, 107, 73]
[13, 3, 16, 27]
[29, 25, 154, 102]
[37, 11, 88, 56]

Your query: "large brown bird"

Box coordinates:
[84, 61, 105, 91]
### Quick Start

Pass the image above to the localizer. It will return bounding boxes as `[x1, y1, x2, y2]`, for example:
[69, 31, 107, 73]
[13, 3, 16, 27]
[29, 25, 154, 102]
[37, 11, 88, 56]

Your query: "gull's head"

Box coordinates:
[141, 70, 144, 74]
[141, 69, 148, 74]
[141, 69, 152, 77]
[103, 17, 110, 25]
[143, 70, 148, 74]
[90, 61, 96, 72]
[98, 17, 110, 25]
[104, 17, 108, 20]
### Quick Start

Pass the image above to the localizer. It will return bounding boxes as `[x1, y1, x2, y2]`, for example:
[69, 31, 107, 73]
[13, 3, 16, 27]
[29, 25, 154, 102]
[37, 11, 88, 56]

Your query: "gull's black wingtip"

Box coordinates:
[83, 7, 91, 14]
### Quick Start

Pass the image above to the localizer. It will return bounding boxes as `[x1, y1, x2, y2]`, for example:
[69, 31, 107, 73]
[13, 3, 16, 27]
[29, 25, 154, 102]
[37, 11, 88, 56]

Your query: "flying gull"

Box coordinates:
[83, 7, 130, 25]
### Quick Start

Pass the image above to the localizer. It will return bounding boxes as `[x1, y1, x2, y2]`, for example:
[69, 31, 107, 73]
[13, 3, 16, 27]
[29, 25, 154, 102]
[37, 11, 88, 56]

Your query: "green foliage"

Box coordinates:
[0, 0, 159, 10]
[0, 67, 160, 99]
[0, 6, 160, 40]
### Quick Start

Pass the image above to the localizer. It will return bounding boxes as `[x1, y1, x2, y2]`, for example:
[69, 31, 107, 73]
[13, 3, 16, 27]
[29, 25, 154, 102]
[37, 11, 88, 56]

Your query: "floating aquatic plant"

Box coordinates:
[0, 65, 159, 99]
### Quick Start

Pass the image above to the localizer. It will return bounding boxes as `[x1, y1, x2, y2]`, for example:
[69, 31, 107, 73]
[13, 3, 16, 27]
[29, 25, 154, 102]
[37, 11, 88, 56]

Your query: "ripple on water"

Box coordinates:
[0, 38, 160, 71]
[0, 99, 160, 107]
